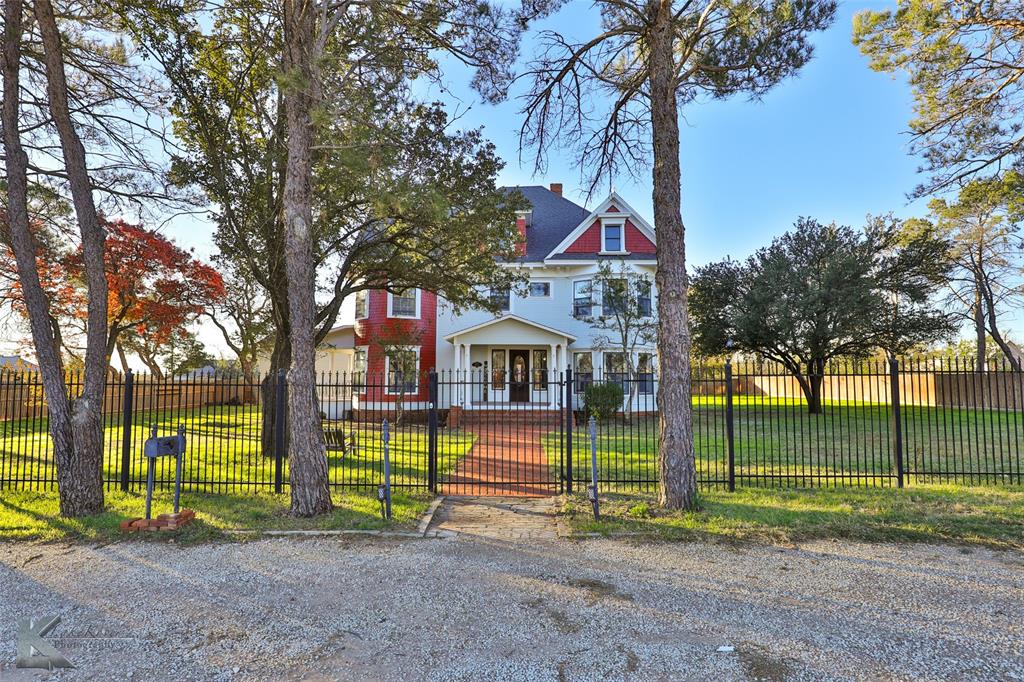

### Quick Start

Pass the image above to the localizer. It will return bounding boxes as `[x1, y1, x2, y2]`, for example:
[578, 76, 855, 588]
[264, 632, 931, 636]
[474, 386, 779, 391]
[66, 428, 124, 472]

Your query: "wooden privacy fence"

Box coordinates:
[694, 360, 1024, 409]
[0, 370, 258, 422]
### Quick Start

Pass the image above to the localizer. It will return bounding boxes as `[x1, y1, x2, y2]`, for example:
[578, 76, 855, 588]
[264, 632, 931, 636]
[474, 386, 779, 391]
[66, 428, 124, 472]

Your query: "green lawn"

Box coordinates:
[0, 489, 432, 542]
[545, 401, 1024, 489]
[0, 406, 474, 492]
[559, 485, 1024, 548]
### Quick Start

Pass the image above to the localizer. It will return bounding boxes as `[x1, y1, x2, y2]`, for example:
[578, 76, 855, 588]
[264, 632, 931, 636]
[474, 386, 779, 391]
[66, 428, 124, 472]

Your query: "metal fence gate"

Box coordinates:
[434, 371, 566, 496]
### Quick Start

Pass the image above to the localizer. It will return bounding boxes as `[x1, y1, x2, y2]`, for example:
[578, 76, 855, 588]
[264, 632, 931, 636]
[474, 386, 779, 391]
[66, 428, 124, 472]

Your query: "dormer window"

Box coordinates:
[603, 223, 622, 252]
[599, 216, 629, 254]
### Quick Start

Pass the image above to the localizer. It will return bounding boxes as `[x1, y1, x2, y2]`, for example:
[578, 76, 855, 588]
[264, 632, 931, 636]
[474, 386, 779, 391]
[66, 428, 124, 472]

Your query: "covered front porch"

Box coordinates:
[444, 315, 575, 410]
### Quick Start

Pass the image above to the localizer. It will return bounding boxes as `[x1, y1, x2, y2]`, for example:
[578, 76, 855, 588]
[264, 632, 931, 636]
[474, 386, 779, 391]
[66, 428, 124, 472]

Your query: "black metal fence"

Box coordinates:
[0, 357, 1021, 495]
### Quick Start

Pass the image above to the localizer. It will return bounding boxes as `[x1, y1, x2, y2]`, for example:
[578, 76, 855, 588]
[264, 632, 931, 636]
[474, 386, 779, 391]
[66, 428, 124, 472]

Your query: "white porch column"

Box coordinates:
[549, 343, 558, 408]
[452, 340, 462, 407]
[463, 343, 472, 407]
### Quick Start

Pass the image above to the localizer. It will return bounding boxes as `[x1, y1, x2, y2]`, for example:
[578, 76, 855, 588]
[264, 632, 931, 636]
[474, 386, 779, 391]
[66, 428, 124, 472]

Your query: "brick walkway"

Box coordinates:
[444, 410, 561, 496]
[427, 496, 558, 541]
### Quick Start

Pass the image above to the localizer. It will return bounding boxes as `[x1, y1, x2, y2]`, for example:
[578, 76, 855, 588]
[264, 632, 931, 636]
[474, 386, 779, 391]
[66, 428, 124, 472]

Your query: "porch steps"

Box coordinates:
[457, 409, 563, 428]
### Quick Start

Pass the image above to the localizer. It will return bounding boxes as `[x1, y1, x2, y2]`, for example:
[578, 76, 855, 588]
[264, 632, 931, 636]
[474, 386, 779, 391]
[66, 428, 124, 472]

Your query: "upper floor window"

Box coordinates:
[637, 280, 653, 317]
[529, 281, 551, 298]
[354, 290, 368, 319]
[602, 223, 624, 253]
[388, 289, 418, 318]
[489, 286, 511, 312]
[573, 279, 593, 318]
[603, 278, 628, 317]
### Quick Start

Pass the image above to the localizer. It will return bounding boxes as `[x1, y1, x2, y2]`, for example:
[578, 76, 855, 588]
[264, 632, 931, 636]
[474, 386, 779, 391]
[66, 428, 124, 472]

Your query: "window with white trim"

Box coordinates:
[605, 351, 628, 388]
[528, 281, 551, 298]
[532, 349, 549, 390]
[353, 346, 368, 387]
[638, 352, 655, 395]
[573, 280, 593, 318]
[489, 286, 511, 312]
[603, 278, 628, 317]
[573, 352, 593, 391]
[388, 289, 418, 318]
[354, 290, 368, 319]
[637, 280, 653, 317]
[385, 347, 419, 394]
[602, 223, 623, 252]
[491, 349, 506, 390]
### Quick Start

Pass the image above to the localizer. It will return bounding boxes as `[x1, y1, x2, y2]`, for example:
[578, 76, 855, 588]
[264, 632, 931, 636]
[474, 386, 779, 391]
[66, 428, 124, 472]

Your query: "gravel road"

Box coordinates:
[1, 535, 1022, 681]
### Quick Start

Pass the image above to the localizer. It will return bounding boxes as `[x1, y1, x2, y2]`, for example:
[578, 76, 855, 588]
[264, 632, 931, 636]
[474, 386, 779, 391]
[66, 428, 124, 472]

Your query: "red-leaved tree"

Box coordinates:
[2, 218, 225, 375]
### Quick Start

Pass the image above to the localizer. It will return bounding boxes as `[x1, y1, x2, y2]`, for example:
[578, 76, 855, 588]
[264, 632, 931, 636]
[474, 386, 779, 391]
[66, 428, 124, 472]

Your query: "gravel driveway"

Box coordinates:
[1, 534, 1022, 681]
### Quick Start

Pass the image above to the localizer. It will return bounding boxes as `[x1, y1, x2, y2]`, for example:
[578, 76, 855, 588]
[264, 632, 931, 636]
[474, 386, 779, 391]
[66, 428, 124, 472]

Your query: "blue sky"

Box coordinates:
[4, 1, 994, 359]
[420, 1, 930, 268]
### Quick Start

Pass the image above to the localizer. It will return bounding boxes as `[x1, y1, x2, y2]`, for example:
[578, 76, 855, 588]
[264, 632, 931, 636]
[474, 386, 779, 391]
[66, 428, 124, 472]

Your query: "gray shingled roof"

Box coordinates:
[504, 185, 591, 262]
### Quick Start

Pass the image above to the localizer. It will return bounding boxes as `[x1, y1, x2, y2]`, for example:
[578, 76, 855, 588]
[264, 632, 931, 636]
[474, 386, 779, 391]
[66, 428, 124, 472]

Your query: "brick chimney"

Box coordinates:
[515, 214, 527, 256]
[549, 182, 563, 196]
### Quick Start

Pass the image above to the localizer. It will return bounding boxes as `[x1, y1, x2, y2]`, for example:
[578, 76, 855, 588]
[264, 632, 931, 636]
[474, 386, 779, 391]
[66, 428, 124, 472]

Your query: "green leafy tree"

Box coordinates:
[691, 217, 954, 413]
[587, 261, 657, 417]
[854, 1, 1024, 195]
[920, 173, 1024, 369]
[518, 0, 837, 508]
[132, 3, 532, 515]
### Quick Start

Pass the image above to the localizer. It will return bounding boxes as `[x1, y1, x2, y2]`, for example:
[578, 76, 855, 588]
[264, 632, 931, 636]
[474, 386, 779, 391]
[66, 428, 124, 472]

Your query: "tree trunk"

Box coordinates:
[1, 0, 81, 512]
[648, 1, 696, 510]
[980, 278, 1022, 372]
[241, 359, 259, 404]
[974, 284, 986, 371]
[3, 0, 108, 516]
[281, 0, 331, 516]
[261, 330, 291, 459]
[116, 344, 130, 373]
[807, 362, 824, 415]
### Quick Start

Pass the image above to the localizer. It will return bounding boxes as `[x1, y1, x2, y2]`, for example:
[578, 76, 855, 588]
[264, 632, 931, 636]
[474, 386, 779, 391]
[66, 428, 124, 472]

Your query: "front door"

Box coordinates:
[509, 349, 530, 402]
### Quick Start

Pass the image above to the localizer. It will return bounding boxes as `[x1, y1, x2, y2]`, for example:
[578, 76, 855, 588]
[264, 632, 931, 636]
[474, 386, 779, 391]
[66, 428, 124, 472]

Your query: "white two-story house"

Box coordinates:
[323, 183, 658, 411]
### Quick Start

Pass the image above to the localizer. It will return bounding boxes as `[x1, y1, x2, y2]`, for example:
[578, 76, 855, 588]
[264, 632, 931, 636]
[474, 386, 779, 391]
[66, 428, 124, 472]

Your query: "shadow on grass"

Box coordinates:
[561, 485, 1024, 549]
[0, 488, 432, 544]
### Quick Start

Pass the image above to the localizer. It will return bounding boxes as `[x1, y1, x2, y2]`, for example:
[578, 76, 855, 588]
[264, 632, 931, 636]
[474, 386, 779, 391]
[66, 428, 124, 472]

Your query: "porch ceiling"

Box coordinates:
[444, 314, 576, 345]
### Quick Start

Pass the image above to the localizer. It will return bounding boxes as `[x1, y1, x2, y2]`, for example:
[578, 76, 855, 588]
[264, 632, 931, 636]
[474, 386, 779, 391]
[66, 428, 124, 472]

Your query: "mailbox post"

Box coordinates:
[144, 424, 186, 520]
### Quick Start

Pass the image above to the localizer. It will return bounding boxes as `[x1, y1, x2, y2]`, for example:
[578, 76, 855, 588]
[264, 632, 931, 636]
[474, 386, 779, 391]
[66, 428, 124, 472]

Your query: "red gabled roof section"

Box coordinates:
[563, 220, 601, 253]
[561, 203, 656, 255]
[625, 220, 656, 254]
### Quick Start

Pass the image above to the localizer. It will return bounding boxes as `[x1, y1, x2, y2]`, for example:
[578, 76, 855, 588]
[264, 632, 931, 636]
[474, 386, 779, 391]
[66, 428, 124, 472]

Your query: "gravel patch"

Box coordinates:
[0, 536, 1022, 680]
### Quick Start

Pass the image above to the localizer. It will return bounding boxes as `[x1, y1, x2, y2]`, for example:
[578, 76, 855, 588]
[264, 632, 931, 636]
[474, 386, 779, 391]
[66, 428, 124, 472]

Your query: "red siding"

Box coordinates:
[353, 288, 436, 401]
[625, 220, 656, 254]
[563, 211, 656, 255]
[563, 220, 601, 253]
